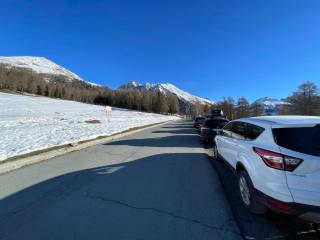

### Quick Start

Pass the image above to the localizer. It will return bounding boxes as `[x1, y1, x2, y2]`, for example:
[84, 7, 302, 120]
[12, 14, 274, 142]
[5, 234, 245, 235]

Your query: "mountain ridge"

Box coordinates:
[0, 56, 104, 88]
[253, 97, 290, 115]
[120, 81, 214, 105]
[0, 56, 81, 80]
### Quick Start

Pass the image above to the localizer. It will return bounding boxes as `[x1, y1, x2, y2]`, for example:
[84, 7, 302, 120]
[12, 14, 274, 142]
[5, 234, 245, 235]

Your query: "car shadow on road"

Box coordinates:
[152, 128, 196, 135]
[105, 122, 201, 148]
[160, 122, 193, 129]
[0, 153, 241, 240]
[105, 134, 200, 148]
[161, 126, 192, 129]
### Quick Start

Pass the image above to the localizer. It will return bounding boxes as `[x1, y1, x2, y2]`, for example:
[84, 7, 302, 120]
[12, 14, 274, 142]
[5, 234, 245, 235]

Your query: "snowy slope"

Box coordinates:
[0, 56, 83, 81]
[0, 93, 179, 161]
[253, 97, 290, 115]
[120, 81, 214, 105]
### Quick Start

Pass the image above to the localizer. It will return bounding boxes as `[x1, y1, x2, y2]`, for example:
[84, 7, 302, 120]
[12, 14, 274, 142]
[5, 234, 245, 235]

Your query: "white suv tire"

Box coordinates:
[213, 144, 221, 161]
[238, 171, 268, 214]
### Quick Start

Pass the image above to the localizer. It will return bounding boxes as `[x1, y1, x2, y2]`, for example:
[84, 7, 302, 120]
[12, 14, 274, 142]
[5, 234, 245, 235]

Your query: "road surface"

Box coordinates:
[0, 120, 241, 240]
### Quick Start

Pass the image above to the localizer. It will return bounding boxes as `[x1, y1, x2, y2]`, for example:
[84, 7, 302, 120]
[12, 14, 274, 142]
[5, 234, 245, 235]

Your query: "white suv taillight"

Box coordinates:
[253, 147, 303, 172]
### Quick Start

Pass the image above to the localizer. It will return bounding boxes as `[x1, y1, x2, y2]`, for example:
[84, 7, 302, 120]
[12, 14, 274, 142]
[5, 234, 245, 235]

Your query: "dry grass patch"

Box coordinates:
[85, 119, 101, 124]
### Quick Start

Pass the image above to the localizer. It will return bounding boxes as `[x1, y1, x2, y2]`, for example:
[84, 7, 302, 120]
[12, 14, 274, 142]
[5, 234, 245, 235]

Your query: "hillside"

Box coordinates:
[120, 81, 214, 105]
[0, 56, 185, 115]
[0, 56, 109, 104]
[0, 56, 102, 87]
[0, 56, 82, 80]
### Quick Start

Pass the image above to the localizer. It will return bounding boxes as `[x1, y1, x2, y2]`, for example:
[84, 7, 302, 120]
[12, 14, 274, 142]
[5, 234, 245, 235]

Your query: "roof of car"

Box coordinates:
[237, 115, 320, 127]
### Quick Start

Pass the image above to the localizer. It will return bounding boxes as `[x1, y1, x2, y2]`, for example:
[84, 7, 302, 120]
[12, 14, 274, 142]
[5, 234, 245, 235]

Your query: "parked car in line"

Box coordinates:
[205, 109, 225, 120]
[200, 117, 229, 143]
[193, 117, 205, 129]
[210, 109, 225, 117]
[213, 116, 320, 223]
[197, 119, 207, 134]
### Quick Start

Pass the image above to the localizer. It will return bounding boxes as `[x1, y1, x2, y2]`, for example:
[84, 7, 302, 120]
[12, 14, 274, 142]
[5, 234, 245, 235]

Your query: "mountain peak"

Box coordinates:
[126, 81, 141, 87]
[0, 56, 82, 81]
[254, 97, 289, 106]
[253, 97, 290, 115]
[120, 81, 214, 105]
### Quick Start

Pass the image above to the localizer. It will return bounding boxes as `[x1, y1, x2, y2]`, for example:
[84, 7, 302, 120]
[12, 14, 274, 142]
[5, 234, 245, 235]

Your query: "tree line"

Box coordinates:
[93, 90, 180, 114]
[0, 66, 105, 103]
[214, 81, 320, 120]
[2, 66, 318, 118]
[0, 66, 181, 114]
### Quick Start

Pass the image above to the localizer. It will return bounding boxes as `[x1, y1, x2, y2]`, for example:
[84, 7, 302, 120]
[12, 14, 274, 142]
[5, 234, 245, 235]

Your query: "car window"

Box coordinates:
[244, 123, 264, 140]
[199, 118, 206, 124]
[230, 122, 246, 140]
[221, 122, 234, 137]
[197, 117, 205, 121]
[273, 126, 320, 156]
[222, 121, 264, 140]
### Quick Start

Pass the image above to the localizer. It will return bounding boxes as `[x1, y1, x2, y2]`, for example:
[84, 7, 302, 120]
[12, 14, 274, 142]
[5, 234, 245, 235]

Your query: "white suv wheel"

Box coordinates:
[213, 145, 218, 159]
[239, 175, 251, 206]
[238, 171, 267, 214]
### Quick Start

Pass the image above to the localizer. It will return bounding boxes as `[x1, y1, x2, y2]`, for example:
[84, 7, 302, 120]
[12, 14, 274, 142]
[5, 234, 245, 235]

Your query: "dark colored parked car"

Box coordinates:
[193, 117, 205, 129]
[200, 117, 229, 143]
[197, 118, 207, 134]
[209, 109, 225, 118]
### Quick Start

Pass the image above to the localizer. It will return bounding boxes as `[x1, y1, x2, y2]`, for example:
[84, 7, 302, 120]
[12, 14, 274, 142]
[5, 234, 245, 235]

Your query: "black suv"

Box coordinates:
[193, 117, 206, 129]
[200, 117, 229, 143]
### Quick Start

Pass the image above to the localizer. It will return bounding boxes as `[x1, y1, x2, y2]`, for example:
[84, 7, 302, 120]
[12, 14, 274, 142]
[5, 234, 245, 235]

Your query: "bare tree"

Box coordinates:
[216, 97, 235, 119]
[286, 81, 320, 115]
[235, 97, 250, 118]
[167, 95, 179, 114]
[250, 102, 263, 117]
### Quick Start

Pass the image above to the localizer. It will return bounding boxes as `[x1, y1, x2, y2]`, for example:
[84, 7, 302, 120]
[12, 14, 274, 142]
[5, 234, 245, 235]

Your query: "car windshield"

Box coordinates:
[205, 119, 228, 129]
[196, 117, 205, 122]
[273, 126, 320, 156]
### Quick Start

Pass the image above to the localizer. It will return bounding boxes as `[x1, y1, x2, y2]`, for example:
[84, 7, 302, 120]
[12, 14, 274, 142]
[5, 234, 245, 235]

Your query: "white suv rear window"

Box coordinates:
[273, 126, 320, 156]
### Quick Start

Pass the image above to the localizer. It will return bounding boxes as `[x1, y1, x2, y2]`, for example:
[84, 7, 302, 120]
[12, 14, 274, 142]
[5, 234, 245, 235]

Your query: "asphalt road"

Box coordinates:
[0, 120, 241, 240]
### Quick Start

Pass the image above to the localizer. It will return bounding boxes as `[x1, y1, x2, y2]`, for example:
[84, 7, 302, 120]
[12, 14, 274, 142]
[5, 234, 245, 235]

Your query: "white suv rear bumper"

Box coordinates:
[289, 188, 320, 207]
[255, 187, 320, 223]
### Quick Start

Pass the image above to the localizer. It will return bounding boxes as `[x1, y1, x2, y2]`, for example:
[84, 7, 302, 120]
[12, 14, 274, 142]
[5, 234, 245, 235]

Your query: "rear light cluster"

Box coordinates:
[253, 147, 303, 172]
[268, 199, 291, 212]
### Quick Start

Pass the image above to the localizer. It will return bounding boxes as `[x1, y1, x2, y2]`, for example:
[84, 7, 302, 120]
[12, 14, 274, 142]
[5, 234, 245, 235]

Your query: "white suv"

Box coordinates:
[213, 116, 320, 223]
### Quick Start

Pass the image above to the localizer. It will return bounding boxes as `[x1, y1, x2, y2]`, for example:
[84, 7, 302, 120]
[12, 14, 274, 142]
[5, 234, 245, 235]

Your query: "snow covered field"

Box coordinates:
[0, 93, 179, 161]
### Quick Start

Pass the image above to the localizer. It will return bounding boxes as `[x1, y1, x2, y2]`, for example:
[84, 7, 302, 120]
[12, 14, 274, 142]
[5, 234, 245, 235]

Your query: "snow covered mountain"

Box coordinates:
[120, 81, 214, 105]
[0, 56, 82, 80]
[0, 56, 102, 87]
[253, 97, 290, 115]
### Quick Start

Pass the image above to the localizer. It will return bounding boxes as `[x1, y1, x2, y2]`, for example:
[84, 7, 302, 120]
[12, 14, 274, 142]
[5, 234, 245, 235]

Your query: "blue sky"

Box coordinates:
[1, 0, 320, 102]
